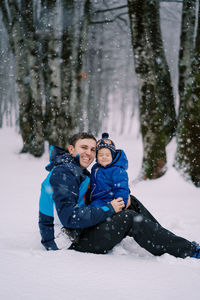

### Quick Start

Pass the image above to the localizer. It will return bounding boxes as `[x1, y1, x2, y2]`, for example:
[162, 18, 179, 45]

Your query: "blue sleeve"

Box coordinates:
[50, 166, 115, 229]
[39, 212, 59, 250]
[90, 164, 97, 188]
[112, 167, 129, 206]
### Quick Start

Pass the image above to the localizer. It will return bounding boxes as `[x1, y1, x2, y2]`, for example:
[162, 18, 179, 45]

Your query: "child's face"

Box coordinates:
[97, 148, 112, 167]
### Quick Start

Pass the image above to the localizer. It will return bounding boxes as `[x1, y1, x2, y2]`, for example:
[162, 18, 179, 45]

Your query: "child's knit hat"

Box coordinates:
[96, 133, 116, 159]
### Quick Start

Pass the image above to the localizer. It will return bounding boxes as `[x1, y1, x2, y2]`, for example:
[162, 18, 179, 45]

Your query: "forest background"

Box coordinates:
[0, 0, 200, 187]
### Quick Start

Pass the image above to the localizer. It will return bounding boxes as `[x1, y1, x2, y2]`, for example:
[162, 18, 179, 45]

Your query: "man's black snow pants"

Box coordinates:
[69, 196, 195, 258]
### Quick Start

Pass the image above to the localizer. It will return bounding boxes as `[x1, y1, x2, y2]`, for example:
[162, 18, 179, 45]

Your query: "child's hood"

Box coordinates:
[97, 149, 128, 170]
[112, 149, 128, 170]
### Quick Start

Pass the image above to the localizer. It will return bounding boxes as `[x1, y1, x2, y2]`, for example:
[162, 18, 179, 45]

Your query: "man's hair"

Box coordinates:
[68, 132, 97, 147]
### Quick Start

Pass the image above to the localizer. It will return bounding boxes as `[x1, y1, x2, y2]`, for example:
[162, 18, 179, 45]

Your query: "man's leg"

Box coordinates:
[69, 210, 195, 258]
[128, 195, 195, 257]
[69, 211, 133, 254]
[128, 211, 195, 258]
[128, 195, 159, 224]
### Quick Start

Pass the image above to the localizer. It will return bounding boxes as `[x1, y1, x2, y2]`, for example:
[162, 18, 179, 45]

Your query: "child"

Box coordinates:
[89, 133, 129, 208]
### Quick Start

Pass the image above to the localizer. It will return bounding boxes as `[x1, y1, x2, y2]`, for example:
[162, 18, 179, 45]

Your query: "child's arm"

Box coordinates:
[112, 167, 129, 206]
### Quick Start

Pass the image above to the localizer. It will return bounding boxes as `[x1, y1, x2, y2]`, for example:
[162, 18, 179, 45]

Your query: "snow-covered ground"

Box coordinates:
[0, 127, 200, 300]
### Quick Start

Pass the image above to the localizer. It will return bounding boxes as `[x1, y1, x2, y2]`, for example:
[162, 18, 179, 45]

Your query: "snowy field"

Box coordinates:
[0, 127, 200, 300]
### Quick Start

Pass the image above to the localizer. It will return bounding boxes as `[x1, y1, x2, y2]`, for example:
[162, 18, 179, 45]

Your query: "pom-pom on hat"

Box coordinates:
[96, 133, 116, 159]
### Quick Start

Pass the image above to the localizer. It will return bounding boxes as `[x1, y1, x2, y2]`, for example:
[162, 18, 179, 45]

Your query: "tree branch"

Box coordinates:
[101, 0, 129, 34]
[160, 0, 182, 2]
[90, 12, 128, 25]
[93, 5, 128, 15]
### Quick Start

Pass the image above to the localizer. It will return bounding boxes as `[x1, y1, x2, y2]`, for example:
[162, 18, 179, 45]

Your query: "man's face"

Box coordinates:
[68, 138, 96, 168]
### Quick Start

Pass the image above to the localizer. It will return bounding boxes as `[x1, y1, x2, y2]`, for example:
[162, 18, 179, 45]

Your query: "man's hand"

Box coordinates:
[125, 195, 131, 209]
[110, 197, 125, 213]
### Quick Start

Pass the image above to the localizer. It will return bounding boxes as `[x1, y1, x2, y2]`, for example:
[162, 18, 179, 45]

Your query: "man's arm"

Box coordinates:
[50, 166, 115, 229]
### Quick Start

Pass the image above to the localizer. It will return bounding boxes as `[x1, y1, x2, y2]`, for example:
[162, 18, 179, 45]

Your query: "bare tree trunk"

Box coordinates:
[87, 44, 96, 133]
[1, 1, 44, 156]
[59, 0, 88, 144]
[0, 11, 16, 128]
[120, 53, 130, 134]
[41, 1, 63, 147]
[178, 0, 196, 106]
[1, 2, 32, 152]
[128, 0, 176, 179]
[36, 0, 90, 149]
[24, 1, 44, 156]
[87, 24, 104, 136]
[175, 0, 200, 187]
[76, 0, 91, 132]
[100, 85, 109, 133]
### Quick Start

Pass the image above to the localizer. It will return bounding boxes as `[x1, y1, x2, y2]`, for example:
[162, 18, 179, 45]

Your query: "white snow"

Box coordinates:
[0, 127, 200, 300]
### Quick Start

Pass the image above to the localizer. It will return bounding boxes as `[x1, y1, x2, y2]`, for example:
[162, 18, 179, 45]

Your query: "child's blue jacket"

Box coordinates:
[90, 149, 129, 207]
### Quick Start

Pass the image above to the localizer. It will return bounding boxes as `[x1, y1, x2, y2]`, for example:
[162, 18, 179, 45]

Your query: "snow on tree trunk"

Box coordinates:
[128, 0, 176, 179]
[59, 0, 88, 145]
[60, 0, 76, 142]
[178, 0, 196, 105]
[25, 1, 44, 156]
[27, 38, 44, 156]
[87, 42, 97, 133]
[7, 4, 34, 154]
[76, 0, 91, 132]
[0, 11, 17, 128]
[175, 0, 200, 187]
[42, 1, 64, 147]
[87, 25, 104, 136]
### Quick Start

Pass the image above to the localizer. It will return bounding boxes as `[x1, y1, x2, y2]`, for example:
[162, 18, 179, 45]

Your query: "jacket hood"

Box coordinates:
[45, 145, 80, 172]
[97, 149, 128, 170]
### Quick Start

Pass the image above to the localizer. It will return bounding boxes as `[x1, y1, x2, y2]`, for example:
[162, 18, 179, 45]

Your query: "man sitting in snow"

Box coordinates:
[39, 132, 200, 259]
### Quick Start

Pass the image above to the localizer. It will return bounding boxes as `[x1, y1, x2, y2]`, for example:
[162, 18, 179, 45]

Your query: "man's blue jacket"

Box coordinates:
[39, 146, 115, 251]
